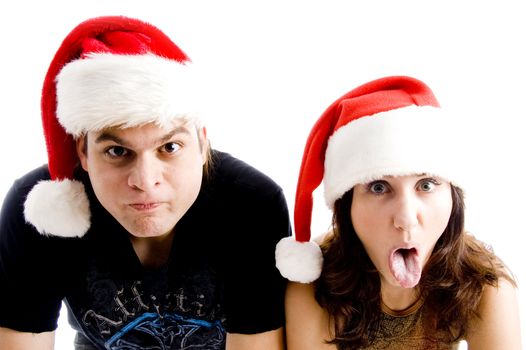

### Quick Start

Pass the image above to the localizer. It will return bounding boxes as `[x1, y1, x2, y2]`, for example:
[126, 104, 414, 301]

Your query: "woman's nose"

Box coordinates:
[392, 192, 419, 234]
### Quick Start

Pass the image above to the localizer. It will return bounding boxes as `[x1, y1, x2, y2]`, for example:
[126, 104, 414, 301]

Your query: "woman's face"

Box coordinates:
[351, 174, 453, 289]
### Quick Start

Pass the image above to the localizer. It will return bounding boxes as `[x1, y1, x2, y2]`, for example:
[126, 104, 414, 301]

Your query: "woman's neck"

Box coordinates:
[381, 283, 420, 311]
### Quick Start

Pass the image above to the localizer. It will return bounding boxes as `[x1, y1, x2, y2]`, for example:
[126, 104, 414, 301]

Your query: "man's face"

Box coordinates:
[77, 121, 206, 239]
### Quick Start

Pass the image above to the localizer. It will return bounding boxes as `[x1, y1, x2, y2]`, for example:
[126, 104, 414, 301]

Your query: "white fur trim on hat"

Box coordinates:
[24, 179, 91, 238]
[323, 105, 460, 207]
[56, 53, 202, 137]
[275, 236, 323, 283]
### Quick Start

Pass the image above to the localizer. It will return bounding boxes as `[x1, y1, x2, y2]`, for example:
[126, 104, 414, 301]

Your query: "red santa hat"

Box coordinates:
[24, 16, 197, 238]
[276, 76, 461, 283]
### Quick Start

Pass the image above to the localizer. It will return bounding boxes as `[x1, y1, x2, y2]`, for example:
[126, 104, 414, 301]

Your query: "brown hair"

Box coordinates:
[199, 131, 214, 180]
[315, 186, 516, 349]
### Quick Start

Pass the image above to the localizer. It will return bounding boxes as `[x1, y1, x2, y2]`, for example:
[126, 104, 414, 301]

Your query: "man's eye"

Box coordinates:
[106, 146, 128, 157]
[162, 142, 181, 153]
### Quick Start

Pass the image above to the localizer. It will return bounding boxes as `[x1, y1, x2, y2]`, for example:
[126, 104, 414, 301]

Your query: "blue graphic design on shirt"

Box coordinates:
[71, 272, 226, 349]
[104, 312, 225, 349]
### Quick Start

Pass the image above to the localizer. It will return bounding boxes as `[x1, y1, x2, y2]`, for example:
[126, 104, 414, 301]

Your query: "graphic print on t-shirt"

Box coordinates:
[100, 310, 224, 349]
[68, 267, 226, 350]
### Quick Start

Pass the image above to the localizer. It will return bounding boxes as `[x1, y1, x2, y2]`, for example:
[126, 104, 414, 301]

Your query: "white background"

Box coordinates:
[0, 1, 524, 348]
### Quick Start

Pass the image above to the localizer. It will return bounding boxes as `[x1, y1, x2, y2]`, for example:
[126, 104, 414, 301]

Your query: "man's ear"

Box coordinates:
[76, 135, 89, 171]
[199, 126, 208, 165]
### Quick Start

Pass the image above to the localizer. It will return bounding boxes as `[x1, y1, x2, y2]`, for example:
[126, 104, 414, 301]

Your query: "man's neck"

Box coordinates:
[129, 232, 175, 269]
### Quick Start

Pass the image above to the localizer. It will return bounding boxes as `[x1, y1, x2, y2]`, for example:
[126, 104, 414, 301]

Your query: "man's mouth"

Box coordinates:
[129, 203, 161, 211]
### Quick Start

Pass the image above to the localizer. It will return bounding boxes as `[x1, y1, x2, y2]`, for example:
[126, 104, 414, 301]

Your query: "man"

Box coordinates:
[0, 16, 290, 350]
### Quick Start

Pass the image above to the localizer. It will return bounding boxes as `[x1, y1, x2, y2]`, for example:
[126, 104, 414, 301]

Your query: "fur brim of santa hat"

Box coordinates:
[324, 105, 459, 207]
[56, 53, 202, 137]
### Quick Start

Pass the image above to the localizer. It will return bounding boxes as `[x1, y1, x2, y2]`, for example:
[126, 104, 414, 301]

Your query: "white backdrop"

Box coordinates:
[1, 1, 524, 348]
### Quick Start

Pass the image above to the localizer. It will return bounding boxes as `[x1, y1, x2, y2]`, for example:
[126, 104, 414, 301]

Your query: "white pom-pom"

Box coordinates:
[275, 236, 323, 283]
[24, 179, 91, 238]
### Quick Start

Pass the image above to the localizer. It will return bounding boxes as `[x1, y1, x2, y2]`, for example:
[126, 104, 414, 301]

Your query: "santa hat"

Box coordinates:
[24, 16, 197, 238]
[276, 76, 461, 283]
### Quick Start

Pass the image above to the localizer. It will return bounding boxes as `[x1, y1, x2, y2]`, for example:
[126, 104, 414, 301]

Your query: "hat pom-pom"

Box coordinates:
[24, 179, 91, 238]
[275, 236, 323, 283]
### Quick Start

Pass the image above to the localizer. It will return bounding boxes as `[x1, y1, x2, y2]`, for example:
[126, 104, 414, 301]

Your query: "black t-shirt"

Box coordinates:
[0, 150, 291, 349]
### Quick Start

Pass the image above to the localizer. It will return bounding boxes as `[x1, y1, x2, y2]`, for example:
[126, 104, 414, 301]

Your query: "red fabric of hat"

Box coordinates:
[275, 76, 461, 283]
[24, 16, 193, 238]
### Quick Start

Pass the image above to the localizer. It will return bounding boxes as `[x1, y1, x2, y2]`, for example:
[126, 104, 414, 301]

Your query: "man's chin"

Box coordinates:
[123, 219, 174, 239]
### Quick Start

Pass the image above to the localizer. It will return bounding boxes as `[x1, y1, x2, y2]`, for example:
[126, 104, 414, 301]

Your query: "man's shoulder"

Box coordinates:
[11, 164, 51, 195]
[1, 165, 50, 213]
[0, 165, 52, 240]
[209, 150, 283, 198]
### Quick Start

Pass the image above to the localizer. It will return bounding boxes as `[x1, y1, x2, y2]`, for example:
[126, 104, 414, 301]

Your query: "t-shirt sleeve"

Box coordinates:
[0, 169, 64, 332]
[222, 186, 291, 334]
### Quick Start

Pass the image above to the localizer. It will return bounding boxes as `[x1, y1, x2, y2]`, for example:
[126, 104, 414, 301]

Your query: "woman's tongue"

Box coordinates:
[389, 248, 421, 288]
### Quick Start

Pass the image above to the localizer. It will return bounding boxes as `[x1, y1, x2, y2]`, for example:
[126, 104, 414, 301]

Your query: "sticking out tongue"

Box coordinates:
[389, 248, 421, 288]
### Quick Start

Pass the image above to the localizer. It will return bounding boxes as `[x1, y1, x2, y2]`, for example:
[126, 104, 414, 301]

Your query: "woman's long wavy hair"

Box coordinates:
[315, 185, 516, 349]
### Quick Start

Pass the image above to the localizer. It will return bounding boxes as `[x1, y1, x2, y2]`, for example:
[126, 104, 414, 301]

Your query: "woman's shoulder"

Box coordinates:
[465, 278, 522, 349]
[476, 278, 519, 321]
[285, 281, 335, 350]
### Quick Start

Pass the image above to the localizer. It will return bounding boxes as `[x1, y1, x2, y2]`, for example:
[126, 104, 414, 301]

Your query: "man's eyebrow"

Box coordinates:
[158, 126, 192, 144]
[95, 133, 127, 146]
[94, 126, 192, 146]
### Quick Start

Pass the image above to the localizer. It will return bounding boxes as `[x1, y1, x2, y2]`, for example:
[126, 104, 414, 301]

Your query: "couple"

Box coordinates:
[0, 16, 521, 350]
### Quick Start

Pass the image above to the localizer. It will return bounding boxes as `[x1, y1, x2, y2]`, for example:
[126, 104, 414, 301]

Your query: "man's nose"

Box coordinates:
[128, 155, 162, 191]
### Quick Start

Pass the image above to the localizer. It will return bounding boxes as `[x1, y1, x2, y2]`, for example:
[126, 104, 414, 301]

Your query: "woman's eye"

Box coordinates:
[162, 142, 181, 153]
[106, 146, 128, 158]
[418, 179, 439, 192]
[369, 181, 388, 194]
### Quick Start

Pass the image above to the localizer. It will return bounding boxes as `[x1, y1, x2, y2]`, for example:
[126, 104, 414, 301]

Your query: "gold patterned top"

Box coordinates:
[363, 298, 460, 350]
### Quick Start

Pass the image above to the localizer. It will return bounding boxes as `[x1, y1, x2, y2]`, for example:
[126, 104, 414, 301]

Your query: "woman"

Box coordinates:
[275, 76, 521, 349]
